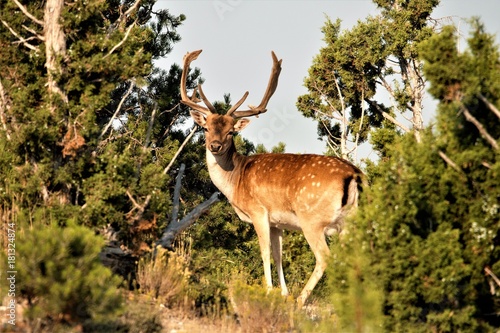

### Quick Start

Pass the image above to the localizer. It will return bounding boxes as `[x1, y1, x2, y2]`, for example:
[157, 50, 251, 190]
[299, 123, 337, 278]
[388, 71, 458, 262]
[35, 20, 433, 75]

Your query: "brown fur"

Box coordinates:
[192, 113, 365, 305]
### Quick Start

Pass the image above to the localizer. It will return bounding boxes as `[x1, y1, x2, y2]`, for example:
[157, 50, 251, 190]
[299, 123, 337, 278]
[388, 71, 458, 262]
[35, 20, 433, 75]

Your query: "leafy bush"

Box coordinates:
[229, 277, 295, 333]
[1, 221, 124, 330]
[329, 131, 499, 332]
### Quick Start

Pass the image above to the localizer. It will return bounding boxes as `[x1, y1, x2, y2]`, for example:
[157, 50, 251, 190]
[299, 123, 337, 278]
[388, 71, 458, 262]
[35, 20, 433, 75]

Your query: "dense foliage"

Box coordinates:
[327, 17, 500, 333]
[3, 221, 124, 325]
[297, 0, 439, 158]
[1, 0, 499, 332]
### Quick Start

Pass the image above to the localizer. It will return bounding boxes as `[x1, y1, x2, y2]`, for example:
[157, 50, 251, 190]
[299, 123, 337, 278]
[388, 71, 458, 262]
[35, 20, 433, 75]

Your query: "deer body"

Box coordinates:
[181, 50, 364, 305]
[207, 146, 359, 232]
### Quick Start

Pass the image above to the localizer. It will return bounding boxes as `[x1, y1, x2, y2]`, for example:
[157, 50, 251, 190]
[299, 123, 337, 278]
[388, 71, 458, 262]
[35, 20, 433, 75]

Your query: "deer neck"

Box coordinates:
[205, 143, 243, 202]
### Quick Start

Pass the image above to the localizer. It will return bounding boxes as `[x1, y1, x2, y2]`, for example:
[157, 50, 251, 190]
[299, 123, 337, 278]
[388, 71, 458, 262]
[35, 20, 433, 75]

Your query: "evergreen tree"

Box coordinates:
[1, 221, 124, 327]
[328, 18, 500, 332]
[0, 0, 214, 327]
[0, 0, 196, 250]
[297, 0, 439, 158]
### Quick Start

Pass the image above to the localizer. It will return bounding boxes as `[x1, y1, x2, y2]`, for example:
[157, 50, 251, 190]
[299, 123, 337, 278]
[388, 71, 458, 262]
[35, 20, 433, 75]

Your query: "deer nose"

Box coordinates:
[209, 141, 223, 153]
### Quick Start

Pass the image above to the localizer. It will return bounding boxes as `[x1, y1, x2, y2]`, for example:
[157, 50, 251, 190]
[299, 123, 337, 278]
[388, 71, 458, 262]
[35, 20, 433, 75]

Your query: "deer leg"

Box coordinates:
[270, 227, 288, 296]
[297, 225, 330, 307]
[252, 214, 273, 291]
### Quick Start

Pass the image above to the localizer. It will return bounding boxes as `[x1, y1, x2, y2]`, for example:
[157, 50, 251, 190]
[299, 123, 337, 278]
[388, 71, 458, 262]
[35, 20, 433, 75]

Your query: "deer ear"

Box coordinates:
[190, 110, 207, 127]
[234, 118, 250, 132]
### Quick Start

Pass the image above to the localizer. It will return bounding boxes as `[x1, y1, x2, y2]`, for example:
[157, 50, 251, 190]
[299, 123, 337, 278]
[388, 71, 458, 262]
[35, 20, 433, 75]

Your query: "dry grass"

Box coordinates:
[228, 278, 297, 333]
[136, 247, 191, 307]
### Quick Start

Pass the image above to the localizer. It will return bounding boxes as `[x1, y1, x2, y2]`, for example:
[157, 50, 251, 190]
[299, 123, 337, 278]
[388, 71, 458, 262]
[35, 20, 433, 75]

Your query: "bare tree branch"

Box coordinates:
[478, 93, 500, 120]
[353, 88, 366, 162]
[125, 187, 153, 225]
[171, 164, 185, 226]
[22, 24, 44, 41]
[103, 22, 135, 59]
[44, 0, 68, 107]
[156, 191, 220, 251]
[485, 267, 500, 296]
[99, 80, 134, 140]
[144, 103, 157, 149]
[163, 126, 197, 175]
[1, 20, 39, 51]
[0, 79, 11, 141]
[438, 150, 462, 173]
[12, 0, 44, 25]
[123, 0, 142, 18]
[126, 189, 142, 212]
[366, 99, 411, 133]
[461, 105, 499, 151]
[331, 72, 348, 159]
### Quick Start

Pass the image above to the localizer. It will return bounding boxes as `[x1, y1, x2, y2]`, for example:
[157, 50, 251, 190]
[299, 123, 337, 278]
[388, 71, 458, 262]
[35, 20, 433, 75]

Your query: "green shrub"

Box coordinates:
[229, 276, 295, 333]
[2, 221, 124, 330]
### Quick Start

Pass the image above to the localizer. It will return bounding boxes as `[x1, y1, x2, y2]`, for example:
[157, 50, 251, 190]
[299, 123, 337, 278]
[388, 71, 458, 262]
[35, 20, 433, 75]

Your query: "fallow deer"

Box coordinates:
[180, 50, 364, 306]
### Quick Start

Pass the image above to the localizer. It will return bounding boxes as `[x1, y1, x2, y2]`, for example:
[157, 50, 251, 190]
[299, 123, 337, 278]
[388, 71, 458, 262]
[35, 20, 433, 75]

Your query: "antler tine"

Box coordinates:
[230, 51, 282, 118]
[197, 84, 217, 113]
[226, 91, 249, 116]
[180, 50, 213, 115]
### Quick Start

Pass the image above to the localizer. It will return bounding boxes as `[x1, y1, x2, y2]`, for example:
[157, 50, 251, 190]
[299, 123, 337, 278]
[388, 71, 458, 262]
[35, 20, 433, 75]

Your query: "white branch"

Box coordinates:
[123, 0, 142, 18]
[367, 99, 411, 133]
[12, 0, 44, 25]
[1, 20, 39, 51]
[438, 150, 462, 174]
[103, 22, 135, 59]
[353, 88, 366, 162]
[478, 93, 500, 120]
[163, 126, 197, 175]
[99, 80, 134, 139]
[22, 24, 44, 41]
[462, 105, 499, 151]
[0, 79, 11, 140]
[144, 104, 157, 149]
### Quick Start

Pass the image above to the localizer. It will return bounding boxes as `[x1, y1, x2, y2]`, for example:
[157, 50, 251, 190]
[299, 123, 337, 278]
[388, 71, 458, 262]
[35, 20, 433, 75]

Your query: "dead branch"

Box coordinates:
[485, 267, 500, 296]
[366, 99, 411, 133]
[44, 0, 68, 106]
[163, 126, 197, 175]
[22, 24, 44, 41]
[12, 0, 44, 25]
[103, 22, 135, 59]
[438, 150, 462, 173]
[461, 105, 499, 151]
[332, 72, 348, 159]
[144, 104, 157, 149]
[125, 188, 153, 226]
[99, 80, 135, 140]
[126, 189, 142, 212]
[353, 88, 366, 162]
[122, 0, 142, 18]
[171, 164, 185, 226]
[156, 191, 220, 251]
[478, 93, 500, 120]
[1, 20, 39, 51]
[0, 79, 11, 140]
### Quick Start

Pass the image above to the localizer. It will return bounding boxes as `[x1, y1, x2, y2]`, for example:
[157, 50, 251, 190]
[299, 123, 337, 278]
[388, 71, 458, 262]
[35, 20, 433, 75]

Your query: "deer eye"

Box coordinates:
[228, 131, 234, 136]
[203, 127, 208, 132]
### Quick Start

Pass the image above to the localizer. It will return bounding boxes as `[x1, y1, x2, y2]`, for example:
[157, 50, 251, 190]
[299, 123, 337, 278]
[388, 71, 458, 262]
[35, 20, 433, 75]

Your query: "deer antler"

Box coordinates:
[180, 50, 282, 118]
[180, 50, 214, 115]
[228, 51, 282, 118]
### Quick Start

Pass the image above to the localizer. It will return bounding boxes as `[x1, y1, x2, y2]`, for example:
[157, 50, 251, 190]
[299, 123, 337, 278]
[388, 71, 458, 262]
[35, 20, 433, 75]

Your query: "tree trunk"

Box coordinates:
[44, 0, 68, 106]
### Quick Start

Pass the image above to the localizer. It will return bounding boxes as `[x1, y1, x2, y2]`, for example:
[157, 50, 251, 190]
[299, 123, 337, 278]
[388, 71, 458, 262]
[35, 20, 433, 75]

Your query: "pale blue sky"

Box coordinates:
[157, 1, 500, 160]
